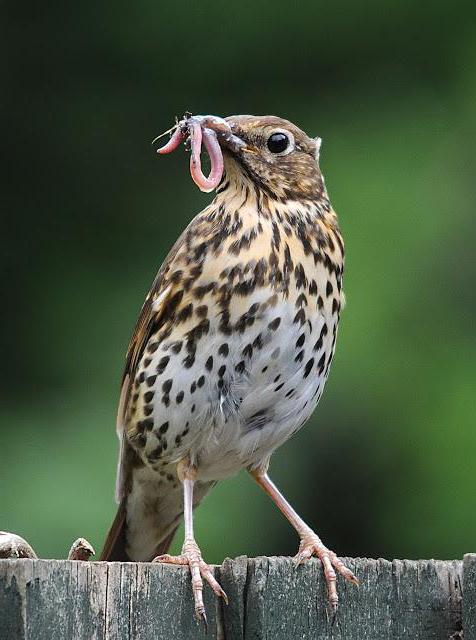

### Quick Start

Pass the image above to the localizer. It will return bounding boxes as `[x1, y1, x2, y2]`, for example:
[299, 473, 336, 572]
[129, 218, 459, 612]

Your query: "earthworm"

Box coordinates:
[157, 116, 225, 193]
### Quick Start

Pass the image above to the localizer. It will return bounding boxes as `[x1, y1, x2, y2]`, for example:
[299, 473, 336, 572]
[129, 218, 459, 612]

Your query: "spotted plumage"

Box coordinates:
[130, 193, 342, 478]
[101, 114, 356, 619]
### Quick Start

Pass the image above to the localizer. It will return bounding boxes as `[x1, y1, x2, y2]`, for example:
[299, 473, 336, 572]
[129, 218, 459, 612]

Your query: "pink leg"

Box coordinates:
[153, 459, 227, 626]
[250, 469, 358, 612]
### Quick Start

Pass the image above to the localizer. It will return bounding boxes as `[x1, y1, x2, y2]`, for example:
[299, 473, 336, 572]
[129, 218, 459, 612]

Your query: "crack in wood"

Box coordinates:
[0, 556, 474, 639]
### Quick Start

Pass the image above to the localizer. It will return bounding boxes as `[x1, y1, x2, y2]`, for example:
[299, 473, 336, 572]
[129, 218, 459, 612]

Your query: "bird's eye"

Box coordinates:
[267, 132, 290, 154]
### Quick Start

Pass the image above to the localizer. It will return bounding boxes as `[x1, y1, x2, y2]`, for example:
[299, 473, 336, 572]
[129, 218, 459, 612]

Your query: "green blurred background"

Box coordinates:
[2, 0, 475, 562]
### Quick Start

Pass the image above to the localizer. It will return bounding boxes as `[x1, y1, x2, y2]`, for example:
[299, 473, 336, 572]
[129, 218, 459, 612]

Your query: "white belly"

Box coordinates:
[130, 286, 337, 482]
[192, 299, 335, 480]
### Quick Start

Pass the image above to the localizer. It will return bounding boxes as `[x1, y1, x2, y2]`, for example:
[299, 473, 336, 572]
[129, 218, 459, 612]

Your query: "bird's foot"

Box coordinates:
[153, 538, 228, 627]
[294, 531, 358, 613]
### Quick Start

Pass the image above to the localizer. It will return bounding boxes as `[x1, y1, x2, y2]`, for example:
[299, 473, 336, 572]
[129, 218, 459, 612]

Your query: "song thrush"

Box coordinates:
[100, 114, 357, 623]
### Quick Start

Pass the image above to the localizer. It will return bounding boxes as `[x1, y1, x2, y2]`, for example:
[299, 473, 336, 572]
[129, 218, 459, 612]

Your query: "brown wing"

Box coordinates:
[114, 279, 172, 502]
[102, 209, 221, 560]
[102, 268, 174, 559]
[113, 214, 204, 502]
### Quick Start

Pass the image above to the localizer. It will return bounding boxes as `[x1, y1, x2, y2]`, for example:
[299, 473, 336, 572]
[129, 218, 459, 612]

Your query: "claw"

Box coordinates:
[294, 532, 358, 612]
[200, 610, 208, 634]
[330, 607, 338, 626]
[153, 539, 227, 625]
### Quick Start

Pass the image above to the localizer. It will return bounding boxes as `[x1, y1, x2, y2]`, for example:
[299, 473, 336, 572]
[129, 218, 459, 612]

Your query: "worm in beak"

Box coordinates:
[156, 114, 244, 193]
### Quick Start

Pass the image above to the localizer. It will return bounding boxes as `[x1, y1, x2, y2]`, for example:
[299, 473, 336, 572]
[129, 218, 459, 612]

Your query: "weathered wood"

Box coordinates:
[0, 556, 471, 639]
[67, 539, 95, 562]
[240, 557, 464, 639]
[0, 534, 37, 560]
[464, 553, 476, 640]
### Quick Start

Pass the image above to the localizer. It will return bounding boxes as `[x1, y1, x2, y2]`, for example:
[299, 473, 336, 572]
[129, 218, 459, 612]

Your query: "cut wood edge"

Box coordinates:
[463, 553, 476, 640]
[0, 532, 37, 559]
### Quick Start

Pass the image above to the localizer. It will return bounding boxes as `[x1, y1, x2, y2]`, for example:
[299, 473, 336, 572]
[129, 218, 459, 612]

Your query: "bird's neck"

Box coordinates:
[210, 168, 340, 240]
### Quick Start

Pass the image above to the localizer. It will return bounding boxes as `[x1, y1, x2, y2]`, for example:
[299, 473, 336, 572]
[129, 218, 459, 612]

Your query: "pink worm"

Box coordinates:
[156, 126, 186, 154]
[156, 120, 224, 193]
[188, 122, 224, 193]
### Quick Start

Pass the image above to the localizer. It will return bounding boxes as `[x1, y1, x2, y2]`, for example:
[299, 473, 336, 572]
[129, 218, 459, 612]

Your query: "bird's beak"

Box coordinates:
[195, 115, 246, 154]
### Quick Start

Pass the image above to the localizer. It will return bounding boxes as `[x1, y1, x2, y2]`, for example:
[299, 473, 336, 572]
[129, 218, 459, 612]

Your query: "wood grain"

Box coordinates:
[464, 553, 476, 640]
[0, 555, 473, 639]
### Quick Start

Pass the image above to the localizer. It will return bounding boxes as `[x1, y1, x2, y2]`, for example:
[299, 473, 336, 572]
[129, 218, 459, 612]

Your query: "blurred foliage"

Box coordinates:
[2, 0, 475, 562]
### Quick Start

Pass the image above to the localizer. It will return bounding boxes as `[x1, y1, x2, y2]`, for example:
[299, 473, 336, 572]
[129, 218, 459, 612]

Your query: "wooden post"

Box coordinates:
[0, 555, 473, 639]
[464, 553, 476, 640]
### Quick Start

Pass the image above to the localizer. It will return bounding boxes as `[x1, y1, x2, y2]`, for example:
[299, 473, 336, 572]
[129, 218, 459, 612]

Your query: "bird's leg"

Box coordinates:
[153, 458, 227, 625]
[249, 468, 358, 612]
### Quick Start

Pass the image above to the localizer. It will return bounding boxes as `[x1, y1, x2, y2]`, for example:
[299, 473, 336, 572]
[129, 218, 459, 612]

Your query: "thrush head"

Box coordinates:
[157, 114, 325, 201]
[221, 115, 325, 201]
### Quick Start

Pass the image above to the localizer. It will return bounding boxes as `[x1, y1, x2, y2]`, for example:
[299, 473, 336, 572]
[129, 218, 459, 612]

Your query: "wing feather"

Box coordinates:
[112, 217, 201, 502]
[114, 284, 172, 502]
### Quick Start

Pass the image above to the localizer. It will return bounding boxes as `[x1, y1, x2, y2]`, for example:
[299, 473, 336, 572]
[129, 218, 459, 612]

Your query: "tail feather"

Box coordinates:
[100, 500, 129, 561]
[152, 525, 180, 558]
[100, 466, 215, 561]
[100, 499, 179, 561]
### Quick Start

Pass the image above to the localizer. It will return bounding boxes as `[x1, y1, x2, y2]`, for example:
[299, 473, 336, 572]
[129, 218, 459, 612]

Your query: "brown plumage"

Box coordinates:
[100, 114, 357, 623]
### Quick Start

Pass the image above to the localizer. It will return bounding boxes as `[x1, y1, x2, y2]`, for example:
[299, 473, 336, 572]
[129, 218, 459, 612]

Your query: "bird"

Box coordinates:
[100, 113, 358, 624]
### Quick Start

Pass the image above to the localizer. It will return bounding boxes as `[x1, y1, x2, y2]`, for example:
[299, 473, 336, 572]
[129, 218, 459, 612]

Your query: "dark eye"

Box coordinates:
[267, 132, 289, 154]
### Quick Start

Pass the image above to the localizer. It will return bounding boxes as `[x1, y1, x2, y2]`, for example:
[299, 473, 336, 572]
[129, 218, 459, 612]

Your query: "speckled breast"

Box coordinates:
[126, 200, 344, 481]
